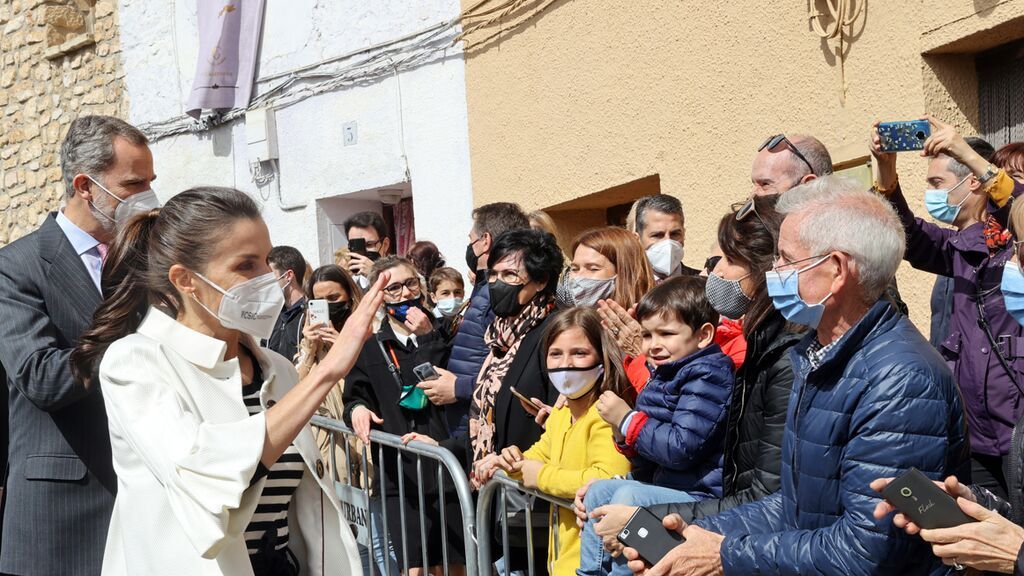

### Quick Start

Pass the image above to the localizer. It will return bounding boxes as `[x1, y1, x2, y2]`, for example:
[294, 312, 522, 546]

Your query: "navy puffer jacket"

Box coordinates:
[626, 344, 734, 498]
[696, 301, 970, 575]
[444, 276, 495, 434]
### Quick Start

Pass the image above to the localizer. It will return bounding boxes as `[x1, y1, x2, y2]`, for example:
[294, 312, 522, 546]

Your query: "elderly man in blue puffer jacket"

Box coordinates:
[623, 176, 970, 576]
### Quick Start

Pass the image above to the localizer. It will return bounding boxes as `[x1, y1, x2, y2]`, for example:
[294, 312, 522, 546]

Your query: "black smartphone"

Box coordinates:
[348, 238, 367, 255]
[413, 362, 440, 382]
[881, 467, 976, 529]
[509, 386, 541, 412]
[617, 507, 684, 566]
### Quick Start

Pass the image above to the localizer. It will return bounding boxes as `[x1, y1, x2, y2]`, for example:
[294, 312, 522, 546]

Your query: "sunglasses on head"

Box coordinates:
[734, 196, 780, 260]
[759, 134, 815, 177]
[703, 255, 722, 273]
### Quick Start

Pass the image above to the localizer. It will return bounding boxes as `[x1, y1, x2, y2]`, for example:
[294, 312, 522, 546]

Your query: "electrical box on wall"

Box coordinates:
[246, 108, 279, 163]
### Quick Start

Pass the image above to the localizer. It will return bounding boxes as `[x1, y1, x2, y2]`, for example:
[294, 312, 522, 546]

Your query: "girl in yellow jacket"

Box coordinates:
[492, 307, 633, 576]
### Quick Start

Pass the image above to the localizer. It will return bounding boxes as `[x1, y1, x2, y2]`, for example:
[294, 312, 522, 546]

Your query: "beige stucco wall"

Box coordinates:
[460, 0, 1024, 332]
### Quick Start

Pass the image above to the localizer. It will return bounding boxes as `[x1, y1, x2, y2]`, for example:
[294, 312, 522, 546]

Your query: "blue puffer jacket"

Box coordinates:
[444, 275, 495, 434]
[696, 301, 970, 576]
[626, 344, 734, 498]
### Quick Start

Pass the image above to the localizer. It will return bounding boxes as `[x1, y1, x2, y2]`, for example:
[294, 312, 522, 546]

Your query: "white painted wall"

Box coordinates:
[116, 0, 475, 276]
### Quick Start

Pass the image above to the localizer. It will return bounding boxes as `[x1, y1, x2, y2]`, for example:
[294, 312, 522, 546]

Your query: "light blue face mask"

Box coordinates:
[924, 174, 972, 224]
[1001, 259, 1024, 326]
[433, 297, 464, 318]
[765, 254, 833, 328]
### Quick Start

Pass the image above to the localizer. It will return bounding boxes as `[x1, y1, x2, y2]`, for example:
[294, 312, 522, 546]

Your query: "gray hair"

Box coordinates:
[944, 136, 995, 180]
[630, 194, 684, 234]
[787, 134, 834, 178]
[60, 115, 148, 198]
[777, 175, 905, 303]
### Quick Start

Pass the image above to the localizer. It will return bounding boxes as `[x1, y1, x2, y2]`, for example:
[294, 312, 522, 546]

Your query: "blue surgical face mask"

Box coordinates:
[765, 254, 833, 328]
[433, 297, 464, 318]
[1001, 260, 1024, 326]
[924, 174, 972, 225]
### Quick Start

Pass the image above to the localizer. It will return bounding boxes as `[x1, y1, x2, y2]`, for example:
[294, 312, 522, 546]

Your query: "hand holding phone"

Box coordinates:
[617, 507, 685, 566]
[413, 362, 440, 382]
[307, 299, 330, 327]
[510, 386, 542, 414]
[881, 468, 976, 530]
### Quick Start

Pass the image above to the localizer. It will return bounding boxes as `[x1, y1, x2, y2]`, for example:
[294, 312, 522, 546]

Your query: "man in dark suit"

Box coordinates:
[0, 115, 156, 575]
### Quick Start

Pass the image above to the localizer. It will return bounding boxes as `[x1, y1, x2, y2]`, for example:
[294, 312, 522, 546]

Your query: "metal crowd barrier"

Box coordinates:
[476, 471, 575, 576]
[311, 416, 479, 576]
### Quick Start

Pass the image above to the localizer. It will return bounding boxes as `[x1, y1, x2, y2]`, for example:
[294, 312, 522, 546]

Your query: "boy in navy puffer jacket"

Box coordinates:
[575, 276, 735, 576]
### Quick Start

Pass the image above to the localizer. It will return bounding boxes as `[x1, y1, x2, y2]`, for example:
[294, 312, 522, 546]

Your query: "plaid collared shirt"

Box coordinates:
[806, 337, 841, 371]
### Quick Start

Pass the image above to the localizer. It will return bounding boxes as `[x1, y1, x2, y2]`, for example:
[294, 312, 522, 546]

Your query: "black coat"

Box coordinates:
[975, 412, 1024, 575]
[649, 311, 802, 522]
[343, 320, 451, 489]
[444, 315, 558, 469]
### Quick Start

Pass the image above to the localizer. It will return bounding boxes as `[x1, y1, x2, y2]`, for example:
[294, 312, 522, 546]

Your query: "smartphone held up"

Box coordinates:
[877, 120, 931, 153]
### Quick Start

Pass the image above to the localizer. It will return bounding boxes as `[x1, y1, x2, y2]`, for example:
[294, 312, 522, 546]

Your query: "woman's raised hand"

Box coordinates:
[318, 272, 388, 383]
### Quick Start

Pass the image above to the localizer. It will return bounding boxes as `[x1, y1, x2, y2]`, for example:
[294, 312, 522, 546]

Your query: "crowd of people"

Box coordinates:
[5, 112, 1024, 576]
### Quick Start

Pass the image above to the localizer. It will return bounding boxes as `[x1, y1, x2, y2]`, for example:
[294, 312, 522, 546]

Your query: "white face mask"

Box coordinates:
[546, 364, 604, 400]
[192, 271, 286, 340]
[646, 239, 684, 278]
[433, 297, 464, 318]
[87, 175, 161, 229]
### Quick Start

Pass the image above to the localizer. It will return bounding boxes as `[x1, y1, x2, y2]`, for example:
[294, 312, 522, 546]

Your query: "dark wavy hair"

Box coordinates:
[717, 194, 786, 339]
[70, 187, 262, 387]
[405, 240, 445, 279]
[488, 229, 565, 295]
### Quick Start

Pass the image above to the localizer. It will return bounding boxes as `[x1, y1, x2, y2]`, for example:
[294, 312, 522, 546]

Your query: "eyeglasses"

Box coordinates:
[487, 268, 528, 286]
[383, 277, 421, 298]
[759, 134, 815, 177]
[703, 255, 722, 274]
[772, 253, 832, 279]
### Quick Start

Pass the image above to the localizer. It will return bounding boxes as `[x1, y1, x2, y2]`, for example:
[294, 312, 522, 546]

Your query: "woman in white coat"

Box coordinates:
[70, 187, 384, 576]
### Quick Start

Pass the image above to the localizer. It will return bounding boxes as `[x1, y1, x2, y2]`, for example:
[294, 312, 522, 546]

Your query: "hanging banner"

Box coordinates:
[186, 0, 265, 119]
[393, 197, 416, 257]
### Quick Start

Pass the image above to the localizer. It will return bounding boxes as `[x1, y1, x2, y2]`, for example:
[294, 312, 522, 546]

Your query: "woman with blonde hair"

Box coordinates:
[556, 226, 654, 310]
[529, 210, 560, 239]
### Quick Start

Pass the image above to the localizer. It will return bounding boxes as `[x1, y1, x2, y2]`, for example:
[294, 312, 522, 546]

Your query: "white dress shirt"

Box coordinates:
[54, 209, 104, 292]
[98, 307, 363, 576]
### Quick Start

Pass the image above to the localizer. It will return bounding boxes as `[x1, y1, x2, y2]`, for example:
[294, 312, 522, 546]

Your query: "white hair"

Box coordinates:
[776, 175, 905, 303]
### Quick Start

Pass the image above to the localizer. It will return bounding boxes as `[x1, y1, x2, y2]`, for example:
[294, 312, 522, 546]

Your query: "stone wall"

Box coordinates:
[0, 0, 127, 245]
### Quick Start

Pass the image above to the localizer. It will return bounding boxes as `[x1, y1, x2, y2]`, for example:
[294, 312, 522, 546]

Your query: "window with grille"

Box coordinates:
[978, 39, 1024, 147]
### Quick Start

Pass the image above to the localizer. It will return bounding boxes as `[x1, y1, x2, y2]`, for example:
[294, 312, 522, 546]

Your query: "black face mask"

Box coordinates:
[465, 240, 482, 272]
[489, 280, 526, 318]
[328, 301, 351, 327]
[385, 297, 425, 323]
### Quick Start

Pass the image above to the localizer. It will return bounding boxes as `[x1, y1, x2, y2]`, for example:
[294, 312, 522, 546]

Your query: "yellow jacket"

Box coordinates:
[516, 403, 631, 576]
